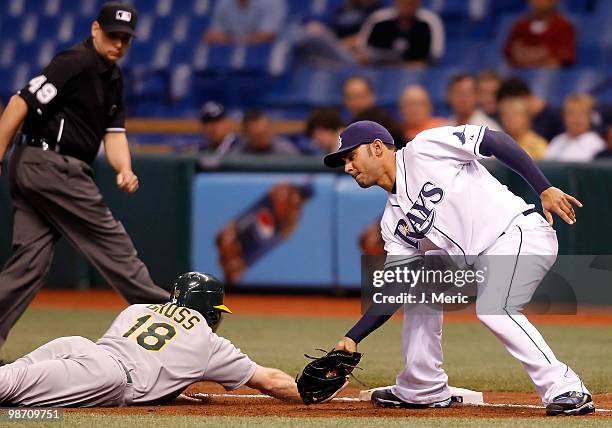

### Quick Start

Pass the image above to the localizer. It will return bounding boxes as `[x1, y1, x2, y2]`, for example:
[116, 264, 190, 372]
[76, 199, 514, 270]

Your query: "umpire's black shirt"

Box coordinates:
[18, 37, 125, 164]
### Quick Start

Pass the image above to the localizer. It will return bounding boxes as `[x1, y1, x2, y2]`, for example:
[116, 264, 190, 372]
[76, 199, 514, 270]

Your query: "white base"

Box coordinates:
[358, 385, 484, 405]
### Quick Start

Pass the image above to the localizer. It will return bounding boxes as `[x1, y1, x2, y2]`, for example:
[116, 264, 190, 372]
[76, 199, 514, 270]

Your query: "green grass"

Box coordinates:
[26, 415, 612, 428]
[2, 308, 611, 393]
[1, 308, 610, 427]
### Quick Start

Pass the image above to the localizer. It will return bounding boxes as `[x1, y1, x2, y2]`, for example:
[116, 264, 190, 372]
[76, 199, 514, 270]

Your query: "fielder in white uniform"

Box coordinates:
[325, 121, 594, 416]
[0, 273, 299, 406]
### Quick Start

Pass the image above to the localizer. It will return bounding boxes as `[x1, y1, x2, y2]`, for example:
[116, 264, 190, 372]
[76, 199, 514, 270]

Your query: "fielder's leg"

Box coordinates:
[392, 301, 451, 404]
[476, 214, 589, 404]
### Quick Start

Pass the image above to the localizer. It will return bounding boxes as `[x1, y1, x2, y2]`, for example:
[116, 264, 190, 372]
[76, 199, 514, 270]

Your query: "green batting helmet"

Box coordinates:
[171, 272, 232, 332]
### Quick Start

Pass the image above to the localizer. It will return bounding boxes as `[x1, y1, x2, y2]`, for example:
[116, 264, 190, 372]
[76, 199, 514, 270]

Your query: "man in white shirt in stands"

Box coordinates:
[545, 94, 605, 162]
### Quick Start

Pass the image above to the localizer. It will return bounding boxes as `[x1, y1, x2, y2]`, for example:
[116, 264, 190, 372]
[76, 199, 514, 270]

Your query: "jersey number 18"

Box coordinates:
[123, 315, 176, 351]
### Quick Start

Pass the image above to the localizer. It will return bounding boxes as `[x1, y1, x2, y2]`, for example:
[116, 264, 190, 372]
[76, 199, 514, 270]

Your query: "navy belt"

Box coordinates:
[522, 208, 536, 217]
[499, 208, 537, 238]
[18, 133, 60, 153]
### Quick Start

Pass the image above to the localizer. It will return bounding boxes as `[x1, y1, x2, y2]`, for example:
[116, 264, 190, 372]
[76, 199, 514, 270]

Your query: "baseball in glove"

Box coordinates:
[296, 349, 362, 405]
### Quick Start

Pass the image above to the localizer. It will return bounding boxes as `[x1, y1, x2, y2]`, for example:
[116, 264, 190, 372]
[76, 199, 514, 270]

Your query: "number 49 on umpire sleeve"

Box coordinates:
[123, 315, 177, 351]
[28, 75, 58, 105]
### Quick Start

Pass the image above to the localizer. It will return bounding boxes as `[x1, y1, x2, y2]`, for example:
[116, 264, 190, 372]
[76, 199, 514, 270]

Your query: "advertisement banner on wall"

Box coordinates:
[336, 176, 388, 288]
[192, 173, 335, 287]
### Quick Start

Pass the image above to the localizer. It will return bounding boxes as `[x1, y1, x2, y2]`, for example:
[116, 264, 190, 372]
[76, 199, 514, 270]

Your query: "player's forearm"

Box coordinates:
[480, 129, 551, 195]
[247, 366, 300, 401]
[0, 95, 28, 160]
[345, 311, 396, 343]
[104, 132, 133, 173]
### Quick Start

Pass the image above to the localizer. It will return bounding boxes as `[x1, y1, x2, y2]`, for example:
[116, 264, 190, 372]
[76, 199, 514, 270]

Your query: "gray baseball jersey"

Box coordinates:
[0, 303, 256, 407]
[97, 303, 257, 404]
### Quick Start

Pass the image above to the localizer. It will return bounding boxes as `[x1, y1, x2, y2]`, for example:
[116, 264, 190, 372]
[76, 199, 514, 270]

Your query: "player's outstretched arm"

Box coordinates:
[479, 129, 582, 226]
[246, 365, 300, 401]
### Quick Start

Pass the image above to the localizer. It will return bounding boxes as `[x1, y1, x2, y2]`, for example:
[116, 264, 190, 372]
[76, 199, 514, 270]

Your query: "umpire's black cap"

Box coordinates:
[97, 2, 138, 36]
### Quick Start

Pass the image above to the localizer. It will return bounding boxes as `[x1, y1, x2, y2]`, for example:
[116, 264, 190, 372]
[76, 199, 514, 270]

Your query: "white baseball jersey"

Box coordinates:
[381, 125, 532, 263]
[97, 303, 257, 404]
[376, 125, 588, 404]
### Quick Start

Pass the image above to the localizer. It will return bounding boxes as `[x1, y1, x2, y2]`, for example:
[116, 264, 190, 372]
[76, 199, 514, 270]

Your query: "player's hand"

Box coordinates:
[540, 187, 582, 226]
[117, 170, 139, 193]
[334, 337, 357, 352]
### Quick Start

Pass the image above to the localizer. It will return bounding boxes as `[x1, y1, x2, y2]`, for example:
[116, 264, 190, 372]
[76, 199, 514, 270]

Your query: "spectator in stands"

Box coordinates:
[503, 0, 575, 68]
[360, 0, 444, 66]
[203, 0, 287, 44]
[199, 102, 239, 155]
[300, 108, 344, 154]
[343, 76, 377, 119]
[331, 0, 384, 48]
[545, 94, 605, 162]
[497, 77, 563, 141]
[291, 0, 383, 65]
[236, 111, 299, 155]
[499, 98, 548, 160]
[477, 69, 502, 119]
[399, 84, 446, 141]
[446, 74, 500, 130]
[594, 126, 612, 160]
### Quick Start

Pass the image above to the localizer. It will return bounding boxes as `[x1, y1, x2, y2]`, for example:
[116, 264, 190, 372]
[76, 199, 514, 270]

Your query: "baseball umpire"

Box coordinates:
[0, 272, 299, 406]
[0, 2, 169, 349]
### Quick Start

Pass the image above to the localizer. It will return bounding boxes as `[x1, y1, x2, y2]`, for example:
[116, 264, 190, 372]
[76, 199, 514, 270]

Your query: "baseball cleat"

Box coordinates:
[545, 391, 595, 416]
[371, 388, 452, 409]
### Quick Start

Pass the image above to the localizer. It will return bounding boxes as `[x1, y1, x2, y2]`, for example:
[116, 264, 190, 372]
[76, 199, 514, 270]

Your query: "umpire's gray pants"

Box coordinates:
[0, 146, 170, 347]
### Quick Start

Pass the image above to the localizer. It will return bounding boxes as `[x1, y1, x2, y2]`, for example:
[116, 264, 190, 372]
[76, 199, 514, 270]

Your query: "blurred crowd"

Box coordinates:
[202, 0, 577, 68]
[194, 0, 611, 162]
[197, 71, 611, 162]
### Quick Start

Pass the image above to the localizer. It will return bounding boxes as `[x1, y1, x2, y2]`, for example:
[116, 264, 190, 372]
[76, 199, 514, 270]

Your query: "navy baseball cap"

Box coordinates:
[323, 120, 394, 168]
[97, 2, 138, 36]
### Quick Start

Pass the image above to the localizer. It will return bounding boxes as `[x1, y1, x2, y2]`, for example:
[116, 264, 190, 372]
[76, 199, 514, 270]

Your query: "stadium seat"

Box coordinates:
[125, 66, 170, 107]
[0, 67, 17, 100]
[0, 40, 17, 68]
[37, 16, 64, 41]
[72, 17, 94, 43]
[124, 41, 158, 67]
[548, 68, 602, 106]
[0, 63, 30, 100]
[376, 68, 424, 106]
[242, 44, 274, 73]
[422, 0, 470, 20]
[581, 15, 612, 48]
[513, 69, 558, 100]
[193, 44, 234, 72]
